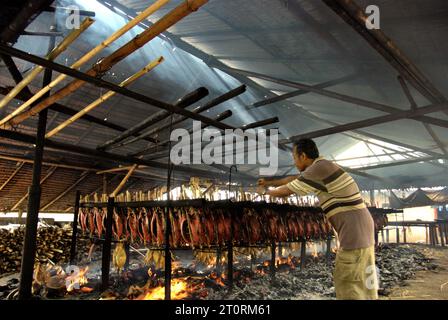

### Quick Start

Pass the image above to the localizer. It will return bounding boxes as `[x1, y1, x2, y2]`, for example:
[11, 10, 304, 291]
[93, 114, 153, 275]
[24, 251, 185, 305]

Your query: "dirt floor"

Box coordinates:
[381, 245, 448, 300]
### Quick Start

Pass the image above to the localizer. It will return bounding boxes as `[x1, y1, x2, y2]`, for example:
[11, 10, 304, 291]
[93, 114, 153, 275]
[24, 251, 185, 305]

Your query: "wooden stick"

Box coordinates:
[110, 164, 139, 197]
[0, 0, 171, 127]
[0, 162, 25, 191]
[45, 56, 164, 138]
[0, 18, 94, 111]
[96, 166, 135, 174]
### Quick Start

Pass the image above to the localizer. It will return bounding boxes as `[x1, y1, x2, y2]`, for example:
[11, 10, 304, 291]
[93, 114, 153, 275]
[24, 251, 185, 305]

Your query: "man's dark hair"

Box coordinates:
[293, 139, 319, 159]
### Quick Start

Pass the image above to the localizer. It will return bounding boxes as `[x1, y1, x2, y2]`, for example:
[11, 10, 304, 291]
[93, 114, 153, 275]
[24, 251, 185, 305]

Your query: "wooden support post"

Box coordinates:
[381, 230, 385, 244]
[386, 229, 390, 243]
[164, 205, 172, 300]
[396, 227, 400, 244]
[216, 248, 222, 275]
[277, 242, 282, 258]
[435, 225, 440, 245]
[374, 231, 379, 247]
[426, 225, 429, 244]
[124, 242, 130, 270]
[403, 227, 407, 244]
[227, 208, 235, 290]
[270, 241, 276, 282]
[69, 191, 81, 264]
[101, 197, 114, 291]
[445, 224, 448, 244]
[18, 31, 55, 299]
[326, 237, 332, 262]
[439, 223, 445, 247]
[300, 240, 307, 271]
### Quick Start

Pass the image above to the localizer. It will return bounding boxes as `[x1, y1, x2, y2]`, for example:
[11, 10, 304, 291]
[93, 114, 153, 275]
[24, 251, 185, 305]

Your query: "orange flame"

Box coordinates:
[137, 279, 189, 300]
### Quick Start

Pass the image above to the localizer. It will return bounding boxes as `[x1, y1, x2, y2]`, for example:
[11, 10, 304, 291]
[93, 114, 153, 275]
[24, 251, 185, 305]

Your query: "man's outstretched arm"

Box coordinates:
[258, 175, 298, 188]
[265, 185, 295, 198]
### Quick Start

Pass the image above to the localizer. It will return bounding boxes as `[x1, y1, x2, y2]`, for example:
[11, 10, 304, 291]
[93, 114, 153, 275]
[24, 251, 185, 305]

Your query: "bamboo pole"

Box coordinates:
[0, 0, 171, 127]
[96, 166, 135, 174]
[3, 0, 208, 129]
[45, 56, 164, 138]
[110, 164, 139, 198]
[0, 18, 94, 111]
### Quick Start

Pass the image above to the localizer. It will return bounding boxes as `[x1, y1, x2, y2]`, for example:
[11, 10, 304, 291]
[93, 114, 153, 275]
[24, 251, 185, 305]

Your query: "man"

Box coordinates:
[258, 138, 378, 300]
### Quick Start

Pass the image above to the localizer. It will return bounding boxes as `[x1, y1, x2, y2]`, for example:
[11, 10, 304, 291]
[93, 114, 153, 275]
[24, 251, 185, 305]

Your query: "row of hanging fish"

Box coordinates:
[77, 204, 388, 248]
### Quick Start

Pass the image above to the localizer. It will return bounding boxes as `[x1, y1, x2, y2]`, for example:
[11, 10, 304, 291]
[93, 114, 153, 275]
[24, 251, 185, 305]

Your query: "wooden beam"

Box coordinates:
[0, 45, 239, 133]
[280, 102, 448, 144]
[216, 66, 448, 129]
[0, 154, 98, 171]
[116, 85, 246, 149]
[98, 87, 210, 150]
[0, 86, 158, 144]
[0, 128, 254, 182]
[44, 56, 164, 138]
[0, 162, 25, 191]
[250, 74, 358, 109]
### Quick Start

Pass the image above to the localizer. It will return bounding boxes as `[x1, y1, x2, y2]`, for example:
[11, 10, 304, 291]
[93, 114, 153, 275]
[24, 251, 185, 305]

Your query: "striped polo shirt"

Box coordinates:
[286, 157, 374, 249]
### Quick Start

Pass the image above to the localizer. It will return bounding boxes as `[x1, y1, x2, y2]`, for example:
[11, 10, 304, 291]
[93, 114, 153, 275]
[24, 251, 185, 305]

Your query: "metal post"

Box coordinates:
[101, 197, 114, 291]
[124, 242, 130, 270]
[18, 30, 55, 300]
[300, 240, 307, 271]
[227, 208, 234, 289]
[69, 190, 81, 264]
[164, 113, 175, 301]
[270, 241, 276, 281]
[216, 248, 222, 275]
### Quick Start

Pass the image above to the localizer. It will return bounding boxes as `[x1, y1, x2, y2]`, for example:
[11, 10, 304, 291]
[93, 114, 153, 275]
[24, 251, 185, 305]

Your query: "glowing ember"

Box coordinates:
[137, 279, 189, 300]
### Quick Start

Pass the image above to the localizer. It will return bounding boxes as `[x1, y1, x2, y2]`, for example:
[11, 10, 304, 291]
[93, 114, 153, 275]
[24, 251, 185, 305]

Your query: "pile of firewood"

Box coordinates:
[0, 226, 89, 275]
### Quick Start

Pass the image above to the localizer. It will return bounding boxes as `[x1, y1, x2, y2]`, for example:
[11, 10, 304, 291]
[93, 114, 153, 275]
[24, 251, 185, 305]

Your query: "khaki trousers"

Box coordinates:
[334, 246, 378, 300]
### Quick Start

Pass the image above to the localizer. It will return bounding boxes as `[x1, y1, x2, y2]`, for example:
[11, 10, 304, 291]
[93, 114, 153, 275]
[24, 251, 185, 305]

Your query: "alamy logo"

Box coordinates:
[365, 5, 381, 30]
[170, 121, 279, 175]
[65, 5, 81, 30]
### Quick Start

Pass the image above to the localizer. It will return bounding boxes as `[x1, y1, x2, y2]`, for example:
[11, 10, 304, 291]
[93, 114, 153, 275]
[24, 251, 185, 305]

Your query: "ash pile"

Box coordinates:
[206, 244, 438, 300]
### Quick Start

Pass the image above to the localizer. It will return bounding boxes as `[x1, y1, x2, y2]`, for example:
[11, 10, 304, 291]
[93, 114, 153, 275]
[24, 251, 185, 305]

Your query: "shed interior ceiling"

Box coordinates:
[0, 0, 447, 211]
